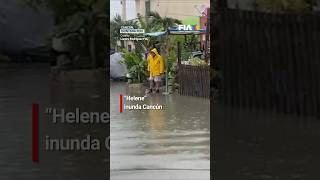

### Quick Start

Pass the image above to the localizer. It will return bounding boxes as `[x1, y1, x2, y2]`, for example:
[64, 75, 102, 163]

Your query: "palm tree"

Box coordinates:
[23, 0, 108, 68]
[149, 12, 181, 30]
[110, 15, 139, 50]
[110, 15, 122, 49]
[136, 12, 181, 52]
[111, 11, 181, 54]
[136, 13, 159, 52]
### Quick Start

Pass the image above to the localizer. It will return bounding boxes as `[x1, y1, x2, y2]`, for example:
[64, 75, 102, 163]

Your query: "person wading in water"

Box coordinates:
[147, 48, 165, 93]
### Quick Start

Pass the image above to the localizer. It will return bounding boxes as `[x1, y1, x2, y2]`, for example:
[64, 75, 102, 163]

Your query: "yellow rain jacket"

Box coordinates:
[147, 48, 165, 76]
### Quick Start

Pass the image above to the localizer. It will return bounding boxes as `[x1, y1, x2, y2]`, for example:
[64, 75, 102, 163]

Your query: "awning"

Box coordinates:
[168, 29, 206, 35]
[144, 29, 206, 37]
[144, 31, 167, 37]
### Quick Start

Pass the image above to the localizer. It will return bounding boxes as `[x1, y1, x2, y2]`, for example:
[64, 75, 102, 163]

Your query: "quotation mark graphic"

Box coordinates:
[46, 108, 51, 114]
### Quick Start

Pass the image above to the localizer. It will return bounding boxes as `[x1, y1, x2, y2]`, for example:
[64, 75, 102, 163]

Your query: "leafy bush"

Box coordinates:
[121, 51, 148, 83]
[188, 57, 208, 66]
[24, 0, 108, 69]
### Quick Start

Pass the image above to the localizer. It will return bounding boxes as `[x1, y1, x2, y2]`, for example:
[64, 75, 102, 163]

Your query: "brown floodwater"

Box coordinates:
[110, 82, 210, 180]
[0, 63, 109, 180]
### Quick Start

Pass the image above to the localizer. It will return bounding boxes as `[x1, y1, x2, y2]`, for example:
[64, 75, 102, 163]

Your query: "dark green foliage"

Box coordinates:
[121, 51, 148, 83]
[23, 0, 108, 69]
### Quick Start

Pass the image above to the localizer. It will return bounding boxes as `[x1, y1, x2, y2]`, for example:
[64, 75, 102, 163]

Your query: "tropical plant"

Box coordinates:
[168, 62, 178, 92]
[136, 12, 181, 52]
[110, 11, 181, 54]
[166, 49, 178, 92]
[121, 51, 148, 83]
[110, 15, 139, 50]
[188, 57, 208, 66]
[23, 0, 108, 68]
[135, 13, 160, 52]
[148, 12, 181, 30]
[111, 12, 181, 85]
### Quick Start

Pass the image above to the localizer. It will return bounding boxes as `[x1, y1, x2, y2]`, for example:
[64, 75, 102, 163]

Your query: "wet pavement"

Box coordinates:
[0, 64, 108, 180]
[110, 82, 210, 180]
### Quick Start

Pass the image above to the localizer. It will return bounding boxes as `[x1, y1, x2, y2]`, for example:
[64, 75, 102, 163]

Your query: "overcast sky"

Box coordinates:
[110, 0, 136, 20]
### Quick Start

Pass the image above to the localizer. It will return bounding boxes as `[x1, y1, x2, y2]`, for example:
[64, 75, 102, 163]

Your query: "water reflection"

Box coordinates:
[0, 64, 108, 180]
[110, 82, 210, 180]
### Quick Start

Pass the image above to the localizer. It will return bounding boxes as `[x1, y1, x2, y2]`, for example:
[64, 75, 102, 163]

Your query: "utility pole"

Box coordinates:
[121, 0, 127, 51]
[121, 0, 127, 21]
[163, 33, 170, 95]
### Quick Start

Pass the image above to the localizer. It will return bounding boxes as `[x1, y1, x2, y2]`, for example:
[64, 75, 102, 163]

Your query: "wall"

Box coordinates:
[135, 0, 210, 20]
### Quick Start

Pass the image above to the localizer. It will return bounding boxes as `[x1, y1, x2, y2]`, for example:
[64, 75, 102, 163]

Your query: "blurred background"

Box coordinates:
[0, 0, 109, 179]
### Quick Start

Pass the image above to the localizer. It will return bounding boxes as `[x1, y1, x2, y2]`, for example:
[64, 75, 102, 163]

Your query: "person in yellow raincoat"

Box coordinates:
[147, 48, 165, 93]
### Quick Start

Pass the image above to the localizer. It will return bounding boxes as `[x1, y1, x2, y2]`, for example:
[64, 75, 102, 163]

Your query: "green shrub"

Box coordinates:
[188, 57, 208, 66]
[121, 51, 148, 83]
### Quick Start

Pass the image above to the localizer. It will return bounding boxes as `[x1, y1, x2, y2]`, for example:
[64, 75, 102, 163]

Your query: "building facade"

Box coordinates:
[135, 0, 210, 20]
[200, 8, 209, 52]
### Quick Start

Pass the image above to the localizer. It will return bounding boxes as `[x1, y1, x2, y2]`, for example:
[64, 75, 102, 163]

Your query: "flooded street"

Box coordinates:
[110, 82, 210, 180]
[0, 64, 108, 180]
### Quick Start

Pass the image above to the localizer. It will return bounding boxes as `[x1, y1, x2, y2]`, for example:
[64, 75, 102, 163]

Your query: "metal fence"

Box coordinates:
[216, 9, 320, 117]
[178, 64, 210, 98]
